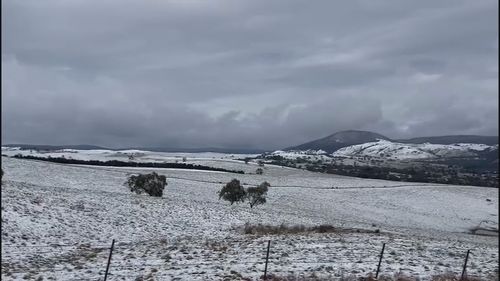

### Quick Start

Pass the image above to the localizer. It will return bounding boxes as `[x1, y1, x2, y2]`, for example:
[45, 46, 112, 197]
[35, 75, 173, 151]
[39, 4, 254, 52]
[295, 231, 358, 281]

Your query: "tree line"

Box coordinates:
[12, 154, 245, 174]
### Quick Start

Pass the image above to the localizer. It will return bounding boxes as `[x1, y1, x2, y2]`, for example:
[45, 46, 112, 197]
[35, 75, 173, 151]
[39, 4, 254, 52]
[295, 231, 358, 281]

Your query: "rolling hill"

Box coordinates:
[285, 130, 390, 153]
[285, 130, 498, 153]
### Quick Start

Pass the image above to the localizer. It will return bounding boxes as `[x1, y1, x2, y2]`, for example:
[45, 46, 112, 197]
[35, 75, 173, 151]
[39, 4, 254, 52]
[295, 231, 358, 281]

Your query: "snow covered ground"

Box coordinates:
[331, 140, 497, 160]
[261, 140, 498, 167]
[1, 153, 498, 280]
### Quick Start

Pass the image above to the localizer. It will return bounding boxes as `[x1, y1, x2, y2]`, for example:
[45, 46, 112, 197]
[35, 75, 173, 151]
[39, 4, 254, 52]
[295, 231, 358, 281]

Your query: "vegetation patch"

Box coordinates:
[240, 223, 380, 235]
[218, 179, 270, 208]
[12, 154, 245, 174]
[468, 226, 499, 237]
[126, 172, 167, 197]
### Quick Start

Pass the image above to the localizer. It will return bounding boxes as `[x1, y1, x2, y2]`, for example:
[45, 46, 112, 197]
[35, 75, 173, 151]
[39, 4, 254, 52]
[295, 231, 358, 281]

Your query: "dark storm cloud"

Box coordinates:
[2, 0, 498, 150]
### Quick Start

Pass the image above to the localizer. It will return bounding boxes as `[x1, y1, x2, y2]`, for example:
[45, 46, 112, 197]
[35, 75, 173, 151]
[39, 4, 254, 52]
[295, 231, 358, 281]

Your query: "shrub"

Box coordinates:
[218, 179, 246, 205]
[246, 181, 270, 208]
[240, 223, 380, 235]
[311, 224, 336, 233]
[256, 168, 264, 175]
[126, 172, 167, 197]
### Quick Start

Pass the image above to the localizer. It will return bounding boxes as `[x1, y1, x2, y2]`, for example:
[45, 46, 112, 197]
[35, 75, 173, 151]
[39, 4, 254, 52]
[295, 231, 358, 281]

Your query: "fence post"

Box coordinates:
[375, 243, 386, 279]
[104, 239, 115, 281]
[263, 240, 271, 280]
[461, 249, 470, 280]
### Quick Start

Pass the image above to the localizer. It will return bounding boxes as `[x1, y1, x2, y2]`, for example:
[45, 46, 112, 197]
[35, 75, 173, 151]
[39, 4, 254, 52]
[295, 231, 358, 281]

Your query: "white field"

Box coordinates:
[1, 150, 498, 281]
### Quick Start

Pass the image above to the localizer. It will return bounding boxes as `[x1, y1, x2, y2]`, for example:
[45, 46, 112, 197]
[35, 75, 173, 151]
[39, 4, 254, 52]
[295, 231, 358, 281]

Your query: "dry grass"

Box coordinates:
[257, 272, 496, 281]
[243, 223, 335, 235]
[262, 273, 337, 281]
[241, 223, 379, 235]
[431, 273, 484, 281]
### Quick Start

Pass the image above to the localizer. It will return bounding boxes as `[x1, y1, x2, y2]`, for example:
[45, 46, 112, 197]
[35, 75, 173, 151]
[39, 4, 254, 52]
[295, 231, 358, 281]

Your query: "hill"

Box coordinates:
[398, 135, 499, 145]
[285, 130, 390, 153]
[273, 130, 498, 187]
[2, 144, 109, 150]
[286, 130, 498, 153]
[132, 147, 266, 154]
[3, 144, 265, 154]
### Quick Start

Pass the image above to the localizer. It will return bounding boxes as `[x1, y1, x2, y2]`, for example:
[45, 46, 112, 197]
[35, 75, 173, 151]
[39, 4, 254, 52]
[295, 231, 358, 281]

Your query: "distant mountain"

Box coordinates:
[131, 147, 266, 154]
[285, 130, 391, 153]
[2, 144, 109, 150]
[331, 139, 497, 160]
[2, 144, 265, 154]
[272, 131, 498, 187]
[398, 135, 499, 145]
[285, 130, 499, 153]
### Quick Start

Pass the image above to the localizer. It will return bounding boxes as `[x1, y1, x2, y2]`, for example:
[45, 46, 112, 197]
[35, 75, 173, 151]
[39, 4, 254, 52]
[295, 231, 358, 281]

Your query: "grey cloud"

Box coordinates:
[2, 0, 498, 150]
[269, 63, 396, 89]
[409, 59, 446, 74]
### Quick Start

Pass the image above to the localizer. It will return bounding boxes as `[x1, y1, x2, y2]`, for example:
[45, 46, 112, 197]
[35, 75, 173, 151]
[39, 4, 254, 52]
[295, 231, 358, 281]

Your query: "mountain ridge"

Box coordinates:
[397, 135, 499, 145]
[285, 130, 391, 153]
[286, 130, 498, 153]
[2, 144, 265, 154]
[3, 131, 498, 155]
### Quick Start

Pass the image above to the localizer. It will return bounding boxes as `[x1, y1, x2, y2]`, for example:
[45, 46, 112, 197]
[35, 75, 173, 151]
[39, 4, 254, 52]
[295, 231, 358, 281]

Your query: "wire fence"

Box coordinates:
[2, 234, 493, 281]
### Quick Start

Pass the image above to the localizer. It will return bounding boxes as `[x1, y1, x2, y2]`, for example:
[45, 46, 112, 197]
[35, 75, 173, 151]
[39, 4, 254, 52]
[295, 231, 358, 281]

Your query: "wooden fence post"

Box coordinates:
[104, 239, 115, 281]
[263, 240, 271, 279]
[461, 249, 471, 280]
[375, 243, 386, 279]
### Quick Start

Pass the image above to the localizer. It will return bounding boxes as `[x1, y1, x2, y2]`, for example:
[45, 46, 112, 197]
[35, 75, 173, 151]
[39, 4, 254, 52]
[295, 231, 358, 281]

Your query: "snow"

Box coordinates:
[1, 154, 498, 280]
[332, 140, 497, 160]
[1, 146, 21, 151]
[268, 150, 331, 162]
[264, 140, 497, 164]
[0, 148, 260, 173]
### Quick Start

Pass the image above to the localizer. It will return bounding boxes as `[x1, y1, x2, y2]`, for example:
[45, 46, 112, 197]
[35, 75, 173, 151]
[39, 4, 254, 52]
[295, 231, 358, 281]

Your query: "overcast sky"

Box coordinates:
[2, 0, 498, 150]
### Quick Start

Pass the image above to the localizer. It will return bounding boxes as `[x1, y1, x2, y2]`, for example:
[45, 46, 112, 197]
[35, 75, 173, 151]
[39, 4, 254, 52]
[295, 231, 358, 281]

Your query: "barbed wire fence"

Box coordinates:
[2, 234, 487, 281]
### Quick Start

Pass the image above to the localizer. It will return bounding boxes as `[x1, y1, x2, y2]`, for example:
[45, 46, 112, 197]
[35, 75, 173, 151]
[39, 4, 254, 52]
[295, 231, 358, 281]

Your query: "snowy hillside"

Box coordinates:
[265, 140, 498, 162]
[267, 149, 330, 161]
[331, 140, 497, 160]
[1, 147, 259, 162]
[286, 130, 390, 153]
[1, 154, 498, 280]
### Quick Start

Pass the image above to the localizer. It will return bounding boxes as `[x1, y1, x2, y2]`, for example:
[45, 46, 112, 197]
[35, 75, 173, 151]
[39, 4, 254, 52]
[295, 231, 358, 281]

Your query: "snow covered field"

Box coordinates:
[1, 152, 498, 280]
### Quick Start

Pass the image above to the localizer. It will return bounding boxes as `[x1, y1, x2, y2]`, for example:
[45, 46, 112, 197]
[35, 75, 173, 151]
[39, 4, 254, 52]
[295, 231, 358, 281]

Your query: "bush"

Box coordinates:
[218, 179, 246, 205]
[311, 224, 336, 233]
[126, 172, 167, 197]
[256, 168, 264, 175]
[246, 181, 270, 208]
[243, 223, 337, 235]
